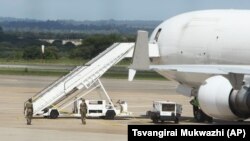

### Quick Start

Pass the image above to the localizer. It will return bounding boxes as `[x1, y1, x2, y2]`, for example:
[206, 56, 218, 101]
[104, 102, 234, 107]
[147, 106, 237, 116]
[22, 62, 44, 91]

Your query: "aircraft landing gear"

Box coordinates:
[193, 106, 213, 123]
[190, 97, 213, 123]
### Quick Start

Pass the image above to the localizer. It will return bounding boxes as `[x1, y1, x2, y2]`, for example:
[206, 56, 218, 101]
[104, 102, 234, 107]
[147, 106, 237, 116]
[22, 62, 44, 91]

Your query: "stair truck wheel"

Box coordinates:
[105, 110, 116, 120]
[50, 109, 59, 119]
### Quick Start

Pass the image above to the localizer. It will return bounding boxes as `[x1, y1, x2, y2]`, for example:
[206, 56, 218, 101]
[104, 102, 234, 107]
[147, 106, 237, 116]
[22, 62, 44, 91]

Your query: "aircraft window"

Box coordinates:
[154, 28, 162, 41]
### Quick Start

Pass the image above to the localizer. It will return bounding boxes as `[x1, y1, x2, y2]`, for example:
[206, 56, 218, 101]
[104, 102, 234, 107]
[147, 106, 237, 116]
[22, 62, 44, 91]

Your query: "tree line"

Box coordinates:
[0, 26, 135, 60]
[0, 18, 159, 34]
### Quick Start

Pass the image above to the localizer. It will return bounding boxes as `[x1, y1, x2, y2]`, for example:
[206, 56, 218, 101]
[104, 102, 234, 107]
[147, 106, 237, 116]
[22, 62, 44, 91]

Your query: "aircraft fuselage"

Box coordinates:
[150, 10, 250, 87]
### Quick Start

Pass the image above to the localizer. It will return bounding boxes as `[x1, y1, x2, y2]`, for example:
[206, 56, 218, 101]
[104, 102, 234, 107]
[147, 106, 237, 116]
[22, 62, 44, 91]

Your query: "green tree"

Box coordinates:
[52, 40, 63, 47]
[64, 42, 75, 48]
[69, 34, 135, 60]
[43, 46, 59, 59]
[77, 34, 123, 59]
[0, 26, 3, 41]
[0, 26, 3, 33]
[23, 46, 42, 60]
[69, 46, 92, 59]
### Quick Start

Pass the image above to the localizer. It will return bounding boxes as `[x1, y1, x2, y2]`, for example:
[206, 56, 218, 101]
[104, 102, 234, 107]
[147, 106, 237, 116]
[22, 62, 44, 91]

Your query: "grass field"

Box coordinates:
[0, 58, 86, 65]
[0, 66, 166, 80]
[0, 58, 166, 80]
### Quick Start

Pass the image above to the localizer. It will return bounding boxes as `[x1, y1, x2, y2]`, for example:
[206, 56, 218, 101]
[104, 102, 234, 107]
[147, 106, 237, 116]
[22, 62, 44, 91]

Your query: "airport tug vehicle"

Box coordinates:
[72, 99, 131, 119]
[147, 101, 182, 123]
[43, 99, 131, 119]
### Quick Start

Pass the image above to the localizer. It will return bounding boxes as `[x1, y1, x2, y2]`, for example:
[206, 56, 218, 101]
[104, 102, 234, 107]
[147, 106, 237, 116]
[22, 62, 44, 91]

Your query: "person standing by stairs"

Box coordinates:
[80, 98, 88, 125]
[24, 98, 33, 125]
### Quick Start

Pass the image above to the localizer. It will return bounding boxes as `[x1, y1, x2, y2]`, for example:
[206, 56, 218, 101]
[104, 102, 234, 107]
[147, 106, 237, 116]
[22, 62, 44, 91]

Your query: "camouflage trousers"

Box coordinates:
[26, 111, 33, 125]
[81, 112, 86, 125]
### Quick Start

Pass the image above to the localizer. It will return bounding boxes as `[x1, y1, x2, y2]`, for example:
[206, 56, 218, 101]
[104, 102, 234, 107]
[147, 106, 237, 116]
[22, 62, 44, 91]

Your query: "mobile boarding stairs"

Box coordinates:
[27, 31, 159, 119]
[30, 43, 134, 119]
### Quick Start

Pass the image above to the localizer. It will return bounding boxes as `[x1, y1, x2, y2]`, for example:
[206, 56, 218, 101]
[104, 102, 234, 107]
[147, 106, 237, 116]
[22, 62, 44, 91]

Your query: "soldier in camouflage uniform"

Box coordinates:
[80, 98, 88, 125]
[24, 98, 33, 125]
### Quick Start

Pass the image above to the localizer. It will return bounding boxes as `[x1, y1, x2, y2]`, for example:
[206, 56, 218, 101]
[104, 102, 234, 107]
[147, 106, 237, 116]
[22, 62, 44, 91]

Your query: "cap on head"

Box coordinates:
[28, 98, 32, 102]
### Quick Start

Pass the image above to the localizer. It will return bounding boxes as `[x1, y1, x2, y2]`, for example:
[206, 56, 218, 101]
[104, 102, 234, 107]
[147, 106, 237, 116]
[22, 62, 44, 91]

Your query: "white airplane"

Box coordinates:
[129, 9, 250, 122]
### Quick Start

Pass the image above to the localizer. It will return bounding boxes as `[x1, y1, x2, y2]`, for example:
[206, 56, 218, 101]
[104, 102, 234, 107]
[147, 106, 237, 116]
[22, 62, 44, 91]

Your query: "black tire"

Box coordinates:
[207, 117, 213, 123]
[50, 109, 59, 119]
[193, 106, 205, 122]
[174, 118, 179, 124]
[238, 120, 244, 122]
[105, 110, 116, 120]
[150, 112, 159, 123]
[152, 118, 158, 123]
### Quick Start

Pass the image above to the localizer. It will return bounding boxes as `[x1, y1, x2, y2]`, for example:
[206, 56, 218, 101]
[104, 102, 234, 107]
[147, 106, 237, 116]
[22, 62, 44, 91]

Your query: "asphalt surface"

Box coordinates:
[0, 75, 249, 141]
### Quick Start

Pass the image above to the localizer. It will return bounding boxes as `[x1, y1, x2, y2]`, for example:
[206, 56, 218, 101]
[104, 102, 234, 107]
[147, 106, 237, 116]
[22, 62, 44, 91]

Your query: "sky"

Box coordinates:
[1, 0, 250, 21]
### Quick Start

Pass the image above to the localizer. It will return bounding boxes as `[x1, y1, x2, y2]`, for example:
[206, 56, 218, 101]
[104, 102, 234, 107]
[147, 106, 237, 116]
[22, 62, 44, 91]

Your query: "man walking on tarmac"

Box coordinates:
[80, 98, 88, 125]
[24, 98, 33, 125]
